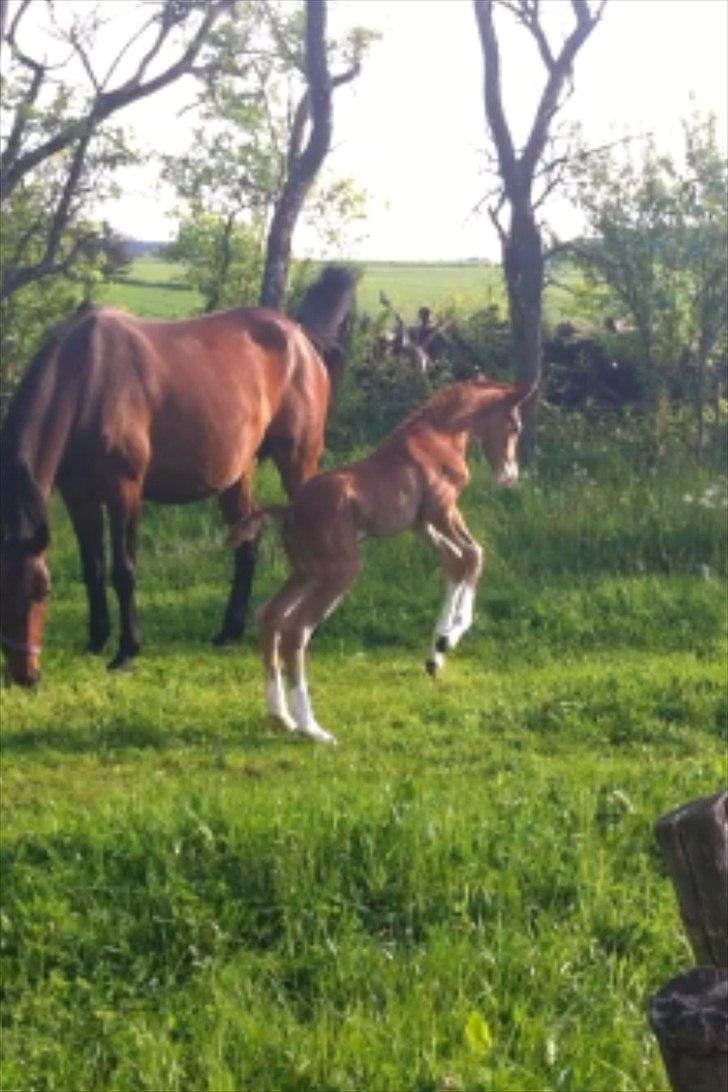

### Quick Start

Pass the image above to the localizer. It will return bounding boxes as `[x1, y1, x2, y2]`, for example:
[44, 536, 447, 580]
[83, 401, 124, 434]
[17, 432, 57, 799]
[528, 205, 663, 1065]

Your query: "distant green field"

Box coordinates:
[101, 257, 506, 320]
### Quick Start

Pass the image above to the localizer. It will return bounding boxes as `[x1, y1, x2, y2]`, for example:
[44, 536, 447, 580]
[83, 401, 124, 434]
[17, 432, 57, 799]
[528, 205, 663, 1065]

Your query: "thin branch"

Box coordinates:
[473, 0, 518, 188]
[0, 0, 233, 204]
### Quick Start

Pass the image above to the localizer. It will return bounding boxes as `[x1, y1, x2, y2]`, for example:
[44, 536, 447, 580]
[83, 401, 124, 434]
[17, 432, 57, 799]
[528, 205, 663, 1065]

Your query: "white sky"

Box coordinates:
[14, 0, 728, 260]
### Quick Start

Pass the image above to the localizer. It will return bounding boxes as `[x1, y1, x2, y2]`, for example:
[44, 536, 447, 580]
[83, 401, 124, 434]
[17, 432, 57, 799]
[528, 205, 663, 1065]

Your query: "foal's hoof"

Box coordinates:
[87, 634, 109, 654]
[267, 713, 299, 735]
[425, 657, 442, 676]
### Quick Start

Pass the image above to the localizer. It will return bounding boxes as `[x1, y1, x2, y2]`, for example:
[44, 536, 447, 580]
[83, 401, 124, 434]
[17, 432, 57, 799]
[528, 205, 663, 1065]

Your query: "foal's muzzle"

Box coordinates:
[496, 461, 519, 487]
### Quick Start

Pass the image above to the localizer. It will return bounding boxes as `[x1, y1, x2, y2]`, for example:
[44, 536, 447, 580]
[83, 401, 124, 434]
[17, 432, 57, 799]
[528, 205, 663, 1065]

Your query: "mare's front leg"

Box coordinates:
[214, 475, 256, 646]
[423, 509, 483, 675]
[60, 486, 110, 653]
[107, 480, 143, 671]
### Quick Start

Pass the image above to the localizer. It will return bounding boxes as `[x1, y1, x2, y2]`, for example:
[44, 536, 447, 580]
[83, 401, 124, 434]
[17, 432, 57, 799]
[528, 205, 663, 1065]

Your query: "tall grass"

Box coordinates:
[3, 259, 726, 1090]
[2, 403, 725, 1090]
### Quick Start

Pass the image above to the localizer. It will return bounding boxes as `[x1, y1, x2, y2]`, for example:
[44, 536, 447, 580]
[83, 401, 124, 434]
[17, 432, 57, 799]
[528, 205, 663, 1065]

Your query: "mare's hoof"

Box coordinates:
[212, 630, 242, 647]
[107, 652, 136, 672]
[87, 636, 109, 654]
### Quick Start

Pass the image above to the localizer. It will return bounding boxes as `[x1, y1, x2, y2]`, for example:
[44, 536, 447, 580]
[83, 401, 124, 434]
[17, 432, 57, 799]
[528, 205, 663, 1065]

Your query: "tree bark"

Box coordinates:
[259, 0, 332, 311]
[473, 0, 605, 461]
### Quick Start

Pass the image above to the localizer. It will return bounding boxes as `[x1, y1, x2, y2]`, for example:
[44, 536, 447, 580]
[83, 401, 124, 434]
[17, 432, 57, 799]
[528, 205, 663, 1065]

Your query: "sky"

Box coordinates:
[15, 0, 728, 261]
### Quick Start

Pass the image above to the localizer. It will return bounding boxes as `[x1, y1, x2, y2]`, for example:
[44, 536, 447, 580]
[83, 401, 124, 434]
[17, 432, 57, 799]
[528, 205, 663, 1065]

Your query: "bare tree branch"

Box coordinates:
[0, 0, 233, 204]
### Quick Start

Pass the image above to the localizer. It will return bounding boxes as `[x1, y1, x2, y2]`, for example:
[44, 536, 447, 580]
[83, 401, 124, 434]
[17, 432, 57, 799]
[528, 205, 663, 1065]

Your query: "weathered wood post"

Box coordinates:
[648, 791, 728, 1092]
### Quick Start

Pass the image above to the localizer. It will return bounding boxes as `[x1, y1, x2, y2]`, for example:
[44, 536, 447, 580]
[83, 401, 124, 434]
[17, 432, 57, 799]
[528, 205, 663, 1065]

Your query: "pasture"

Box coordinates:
[99, 256, 506, 319]
[1, 264, 726, 1091]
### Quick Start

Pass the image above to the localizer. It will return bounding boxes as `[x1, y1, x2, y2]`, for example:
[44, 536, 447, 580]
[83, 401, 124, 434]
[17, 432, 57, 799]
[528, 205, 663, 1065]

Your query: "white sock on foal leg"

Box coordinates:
[426, 580, 463, 674]
[265, 668, 299, 733]
[447, 583, 475, 648]
[287, 638, 336, 744]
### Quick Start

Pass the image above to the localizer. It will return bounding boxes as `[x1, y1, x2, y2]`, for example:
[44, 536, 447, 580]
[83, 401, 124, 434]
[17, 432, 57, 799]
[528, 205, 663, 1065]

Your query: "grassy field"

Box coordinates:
[2, 359, 726, 1092]
[100, 257, 509, 319]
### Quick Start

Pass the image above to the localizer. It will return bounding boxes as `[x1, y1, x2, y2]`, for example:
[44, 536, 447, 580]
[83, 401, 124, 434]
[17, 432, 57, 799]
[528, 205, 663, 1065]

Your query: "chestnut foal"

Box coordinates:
[230, 376, 533, 744]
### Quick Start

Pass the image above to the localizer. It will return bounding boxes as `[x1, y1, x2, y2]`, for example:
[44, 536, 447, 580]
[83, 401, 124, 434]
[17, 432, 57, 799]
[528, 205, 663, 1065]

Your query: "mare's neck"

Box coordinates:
[1, 337, 76, 499]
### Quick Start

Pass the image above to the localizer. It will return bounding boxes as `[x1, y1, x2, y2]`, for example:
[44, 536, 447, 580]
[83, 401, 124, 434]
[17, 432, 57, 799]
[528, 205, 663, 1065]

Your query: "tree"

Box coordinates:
[0, 0, 232, 301]
[163, 0, 370, 311]
[567, 113, 728, 454]
[258, 0, 367, 308]
[472, 0, 606, 459]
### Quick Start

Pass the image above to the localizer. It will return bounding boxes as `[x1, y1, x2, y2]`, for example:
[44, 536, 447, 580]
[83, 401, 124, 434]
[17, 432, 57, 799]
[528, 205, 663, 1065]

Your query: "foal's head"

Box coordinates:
[473, 379, 534, 487]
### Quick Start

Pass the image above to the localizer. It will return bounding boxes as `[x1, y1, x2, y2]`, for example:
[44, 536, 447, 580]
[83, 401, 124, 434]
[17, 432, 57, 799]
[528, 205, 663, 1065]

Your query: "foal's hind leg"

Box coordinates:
[259, 575, 310, 734]
[60, 486, 110, 653]
[278, 569, 357, 744]
[424, 512, 483, 675]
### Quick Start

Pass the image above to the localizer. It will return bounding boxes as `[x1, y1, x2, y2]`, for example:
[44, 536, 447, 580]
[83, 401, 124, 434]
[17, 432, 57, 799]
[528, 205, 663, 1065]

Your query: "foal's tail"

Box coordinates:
[227, 505, 289, 548]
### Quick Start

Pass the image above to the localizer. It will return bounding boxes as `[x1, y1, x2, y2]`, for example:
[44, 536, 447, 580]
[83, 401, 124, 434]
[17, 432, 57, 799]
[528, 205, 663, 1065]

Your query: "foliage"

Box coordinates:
[162, 0, 370, 310]
[0, 0, 229, 399]
[568, 113, 728, 415]
[164, 215, 264, 311]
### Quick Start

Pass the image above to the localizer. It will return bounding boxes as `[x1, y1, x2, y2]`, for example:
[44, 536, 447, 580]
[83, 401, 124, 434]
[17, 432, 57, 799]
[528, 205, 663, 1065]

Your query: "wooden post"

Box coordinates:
[648, 967, 727, 1092]
[649, 791, 728, 1092]
[655, 791, 727, 968]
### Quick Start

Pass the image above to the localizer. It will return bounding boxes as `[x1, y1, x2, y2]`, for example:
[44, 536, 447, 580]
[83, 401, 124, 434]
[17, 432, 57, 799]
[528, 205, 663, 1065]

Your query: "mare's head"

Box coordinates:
[473, 378, 535, 487]
[0, 466, 50, 687]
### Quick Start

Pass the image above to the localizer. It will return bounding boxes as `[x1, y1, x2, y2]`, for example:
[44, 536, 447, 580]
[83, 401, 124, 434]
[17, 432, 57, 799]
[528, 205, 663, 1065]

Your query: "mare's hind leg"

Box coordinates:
[423, 510, 483, 675]
[107, 480, 143, 671]
[214, 475, 256, 645]
[278, 568, 358, 744]
[60, 486, 110, 653]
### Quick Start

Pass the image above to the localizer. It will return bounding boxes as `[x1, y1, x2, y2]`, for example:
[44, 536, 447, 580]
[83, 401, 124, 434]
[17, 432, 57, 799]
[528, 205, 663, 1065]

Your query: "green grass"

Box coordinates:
[99, 258, 202, 317]
[100, 258, 508, 320]
[2, 424, 726, 1090]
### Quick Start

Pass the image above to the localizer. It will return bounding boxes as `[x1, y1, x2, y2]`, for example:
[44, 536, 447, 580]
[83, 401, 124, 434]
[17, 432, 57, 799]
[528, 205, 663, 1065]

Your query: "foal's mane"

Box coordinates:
[389, 375, 507, 436]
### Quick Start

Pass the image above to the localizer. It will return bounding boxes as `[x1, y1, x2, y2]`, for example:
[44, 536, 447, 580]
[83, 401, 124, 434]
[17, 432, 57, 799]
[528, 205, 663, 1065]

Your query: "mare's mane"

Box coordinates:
[0, 302, 93, 552]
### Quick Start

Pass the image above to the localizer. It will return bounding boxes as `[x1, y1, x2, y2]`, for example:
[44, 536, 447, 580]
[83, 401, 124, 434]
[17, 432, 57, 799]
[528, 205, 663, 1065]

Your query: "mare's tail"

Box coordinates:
[227, 505, 289, 548]
[295, 265, 358, 393]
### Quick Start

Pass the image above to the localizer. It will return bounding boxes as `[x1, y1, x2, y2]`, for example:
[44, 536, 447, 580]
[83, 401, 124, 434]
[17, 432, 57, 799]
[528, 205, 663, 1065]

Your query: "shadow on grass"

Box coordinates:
[110, 276, 191, 292]
[0, 716, 282, 757]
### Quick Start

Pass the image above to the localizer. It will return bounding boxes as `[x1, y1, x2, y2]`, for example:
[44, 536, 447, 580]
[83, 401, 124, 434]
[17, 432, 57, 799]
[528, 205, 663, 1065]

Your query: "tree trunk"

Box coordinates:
[259, 0, 332, 310]
[259, 177, 311, 310]
[503, 200, 543, 461]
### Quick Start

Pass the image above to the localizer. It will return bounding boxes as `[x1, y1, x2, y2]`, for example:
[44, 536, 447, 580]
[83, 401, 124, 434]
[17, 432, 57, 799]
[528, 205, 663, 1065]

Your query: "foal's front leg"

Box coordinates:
[423, 512, 483, 675]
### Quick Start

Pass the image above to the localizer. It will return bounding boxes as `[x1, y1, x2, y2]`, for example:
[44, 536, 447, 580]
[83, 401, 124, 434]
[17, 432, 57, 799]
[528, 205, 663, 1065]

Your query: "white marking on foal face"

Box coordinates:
[496, 407, 521, 486]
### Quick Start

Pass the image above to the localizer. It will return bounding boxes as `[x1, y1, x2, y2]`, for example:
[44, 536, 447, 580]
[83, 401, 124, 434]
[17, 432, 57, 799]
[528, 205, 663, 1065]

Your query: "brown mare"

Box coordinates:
[229, 375, 534, 744]
[0, 267, 356, 686]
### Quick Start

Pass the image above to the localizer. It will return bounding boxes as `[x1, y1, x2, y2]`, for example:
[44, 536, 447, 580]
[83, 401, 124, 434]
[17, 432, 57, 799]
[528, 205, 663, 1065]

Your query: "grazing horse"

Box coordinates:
[0, 267, 356, 686]
[229, 376, 534, 744]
